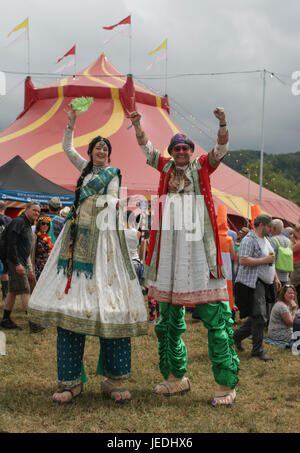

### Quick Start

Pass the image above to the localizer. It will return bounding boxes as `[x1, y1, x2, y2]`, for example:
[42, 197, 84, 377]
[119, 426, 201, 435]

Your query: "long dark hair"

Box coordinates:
[64, 160, 93, 292]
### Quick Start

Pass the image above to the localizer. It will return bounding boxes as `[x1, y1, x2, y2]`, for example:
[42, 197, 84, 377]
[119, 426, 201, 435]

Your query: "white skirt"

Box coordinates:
[148, 193, 228, 305]
[28, 220, 148, 338]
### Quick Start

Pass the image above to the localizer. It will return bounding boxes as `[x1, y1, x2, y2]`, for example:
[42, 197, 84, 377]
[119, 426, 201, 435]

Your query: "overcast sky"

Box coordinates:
[0, 0, 300, 154]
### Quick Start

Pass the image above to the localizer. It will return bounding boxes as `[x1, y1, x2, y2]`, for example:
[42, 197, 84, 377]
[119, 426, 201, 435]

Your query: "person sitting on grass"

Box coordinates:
[268, 284, 298, 345]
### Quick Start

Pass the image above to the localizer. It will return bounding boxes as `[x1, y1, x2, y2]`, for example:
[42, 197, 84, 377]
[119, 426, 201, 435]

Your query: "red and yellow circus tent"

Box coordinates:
[0, 53, 299, 225]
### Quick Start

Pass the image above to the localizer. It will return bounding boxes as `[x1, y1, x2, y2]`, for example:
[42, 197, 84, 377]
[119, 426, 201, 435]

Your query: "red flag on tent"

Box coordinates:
[56, 45, 76, 64]
[103, 15, 131, 30]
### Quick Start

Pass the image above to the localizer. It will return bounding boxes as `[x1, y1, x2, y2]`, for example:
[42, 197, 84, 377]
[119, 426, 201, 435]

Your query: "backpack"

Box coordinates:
[273, 236, 294, 273]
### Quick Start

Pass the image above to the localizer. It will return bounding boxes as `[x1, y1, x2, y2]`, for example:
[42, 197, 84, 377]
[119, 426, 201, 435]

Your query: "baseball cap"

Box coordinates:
[49, 197, 62, 209]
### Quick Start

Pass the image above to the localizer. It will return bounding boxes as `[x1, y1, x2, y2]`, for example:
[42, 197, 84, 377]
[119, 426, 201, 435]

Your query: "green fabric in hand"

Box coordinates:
[71, 96, 94, 114]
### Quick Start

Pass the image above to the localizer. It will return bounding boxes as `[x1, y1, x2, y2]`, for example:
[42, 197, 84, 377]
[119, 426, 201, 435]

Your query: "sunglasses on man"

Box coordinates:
[173, 145, 190, 152]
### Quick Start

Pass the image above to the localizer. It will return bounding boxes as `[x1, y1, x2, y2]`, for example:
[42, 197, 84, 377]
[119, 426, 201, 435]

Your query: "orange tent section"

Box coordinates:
[0, 52, 299, 225]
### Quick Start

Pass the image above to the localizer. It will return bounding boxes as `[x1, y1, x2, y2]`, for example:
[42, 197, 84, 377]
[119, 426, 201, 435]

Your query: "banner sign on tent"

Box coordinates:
[0, 189, 74, 206]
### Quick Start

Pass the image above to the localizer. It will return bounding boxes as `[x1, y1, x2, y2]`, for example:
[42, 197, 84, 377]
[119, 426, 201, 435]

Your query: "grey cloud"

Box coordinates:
[0, 0, 300, 154]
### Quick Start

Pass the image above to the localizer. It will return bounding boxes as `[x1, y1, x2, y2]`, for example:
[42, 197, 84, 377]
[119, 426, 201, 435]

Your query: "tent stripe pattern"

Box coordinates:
[0, 52, 299, 224]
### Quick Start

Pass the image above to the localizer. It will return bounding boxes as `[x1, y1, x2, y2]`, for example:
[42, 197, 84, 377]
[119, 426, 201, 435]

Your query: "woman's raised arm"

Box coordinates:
[62, 104, 87, 172]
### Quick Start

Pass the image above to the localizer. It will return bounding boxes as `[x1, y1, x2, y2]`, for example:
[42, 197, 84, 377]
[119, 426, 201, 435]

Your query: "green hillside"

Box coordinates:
[223, 150, 300, 206]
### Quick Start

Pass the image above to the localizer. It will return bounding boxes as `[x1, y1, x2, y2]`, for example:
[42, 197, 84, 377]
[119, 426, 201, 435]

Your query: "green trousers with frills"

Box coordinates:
[154, 301, 239, 389]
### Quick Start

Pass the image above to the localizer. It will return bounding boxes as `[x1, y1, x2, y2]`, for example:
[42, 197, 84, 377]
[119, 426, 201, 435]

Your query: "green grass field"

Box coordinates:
[0, 298, 300, 433]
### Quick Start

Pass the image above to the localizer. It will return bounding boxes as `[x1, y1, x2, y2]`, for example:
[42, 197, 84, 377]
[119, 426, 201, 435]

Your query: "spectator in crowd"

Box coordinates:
[234, 214, 281, 361]
[138, 224, 160, 323]
[60, 206, 70, 219]
[48, 197, 64, 242]
[269, 219, 293, 287]
[0, 201, 12, 300]
[233, 227, 249, 284]
[228, 227, 237, 284]
[31, 216, 54, 281]
[268, 284, 298, 344]
[40, 204, 50, 214]
[267, 219, 294, 323]
[290, 225, 300, 304]
[0, 202, 42, 332]
[124, 210, 142, 282]
[228, 228, 237, 244]
[284, 227, 294, 239]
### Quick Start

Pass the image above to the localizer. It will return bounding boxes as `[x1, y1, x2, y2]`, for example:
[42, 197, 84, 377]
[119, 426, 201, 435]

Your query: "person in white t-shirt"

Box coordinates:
[234, 214, 281, 361]
[124, 210, 142, 280]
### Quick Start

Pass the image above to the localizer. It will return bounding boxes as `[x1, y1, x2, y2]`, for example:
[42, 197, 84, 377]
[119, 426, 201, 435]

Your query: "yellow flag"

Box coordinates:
[7, 18, 29, 38]
[148, 39, 167, 55]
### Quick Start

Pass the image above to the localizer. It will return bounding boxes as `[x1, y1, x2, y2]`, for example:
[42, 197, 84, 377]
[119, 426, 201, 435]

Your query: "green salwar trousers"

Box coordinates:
[155, 301, 239, 389]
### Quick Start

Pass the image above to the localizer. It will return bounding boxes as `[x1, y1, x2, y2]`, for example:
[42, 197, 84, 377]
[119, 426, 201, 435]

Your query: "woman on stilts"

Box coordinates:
[28, 105, 148, 404]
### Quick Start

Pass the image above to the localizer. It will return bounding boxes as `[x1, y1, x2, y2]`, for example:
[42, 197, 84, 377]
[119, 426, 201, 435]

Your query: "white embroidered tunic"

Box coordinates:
[141, 141, 228, 305]
[28, 129, 148, 337]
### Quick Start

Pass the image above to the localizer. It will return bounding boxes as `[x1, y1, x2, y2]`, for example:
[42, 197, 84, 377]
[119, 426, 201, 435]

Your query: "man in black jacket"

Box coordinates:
[0, 201, 12, 300]
[0, 202, 41, 331]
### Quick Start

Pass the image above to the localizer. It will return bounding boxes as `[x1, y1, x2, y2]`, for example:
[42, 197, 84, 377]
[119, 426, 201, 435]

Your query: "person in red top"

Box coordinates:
[31, 216, 54, 281]
[290, 224, 300, 304]
[130, 108, 239, 407]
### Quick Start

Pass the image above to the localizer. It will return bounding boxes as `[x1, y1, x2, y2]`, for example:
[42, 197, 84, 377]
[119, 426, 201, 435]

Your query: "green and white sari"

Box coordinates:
[28, 129, 148, 338]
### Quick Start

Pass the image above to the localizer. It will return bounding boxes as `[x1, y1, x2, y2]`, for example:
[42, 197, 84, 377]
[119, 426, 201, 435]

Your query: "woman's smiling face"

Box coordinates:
[91, 142, 109, 166]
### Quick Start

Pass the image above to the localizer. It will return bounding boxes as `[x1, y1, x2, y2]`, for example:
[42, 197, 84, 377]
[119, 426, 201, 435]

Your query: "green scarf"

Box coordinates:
[57, 167, 120, 278]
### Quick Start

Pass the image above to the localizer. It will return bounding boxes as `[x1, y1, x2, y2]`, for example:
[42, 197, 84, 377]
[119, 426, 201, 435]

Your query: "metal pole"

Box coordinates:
[129, 14, 132, 75]
[27, 18, 30, 75]
[259, 69, 266, 207]
[164, 39, 168, 96]
[247, 171, 251, 228]
[244, 170, 251, 228]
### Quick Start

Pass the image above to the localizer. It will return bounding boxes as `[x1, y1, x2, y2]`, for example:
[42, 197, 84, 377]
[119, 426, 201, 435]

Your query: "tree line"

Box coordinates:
[223, 150, 300, 206]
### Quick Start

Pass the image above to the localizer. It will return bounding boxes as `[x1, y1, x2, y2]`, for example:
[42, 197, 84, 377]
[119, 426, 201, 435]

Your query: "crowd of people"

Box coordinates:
[0, 198, 67, 332]
[0, 104, 299, 409]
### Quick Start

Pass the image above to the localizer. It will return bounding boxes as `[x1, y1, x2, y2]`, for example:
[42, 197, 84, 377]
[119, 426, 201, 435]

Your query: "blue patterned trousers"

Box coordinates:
[57, 327, 131, 389]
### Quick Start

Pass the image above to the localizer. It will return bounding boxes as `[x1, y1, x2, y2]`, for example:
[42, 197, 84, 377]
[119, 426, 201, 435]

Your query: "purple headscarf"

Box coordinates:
[167, 134, 194, 154]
